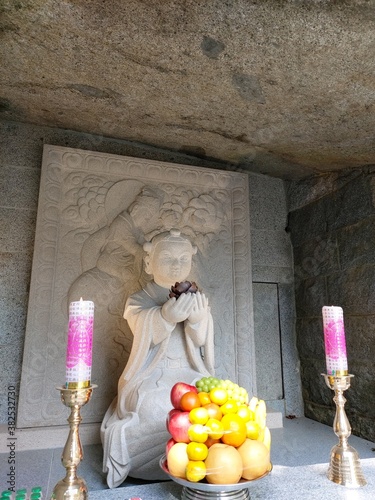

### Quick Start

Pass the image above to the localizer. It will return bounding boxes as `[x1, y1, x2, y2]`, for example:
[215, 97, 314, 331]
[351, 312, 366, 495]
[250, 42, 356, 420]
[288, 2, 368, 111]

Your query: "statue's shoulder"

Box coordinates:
[127, 282, 157, 306]
[128, 282, 168, 307]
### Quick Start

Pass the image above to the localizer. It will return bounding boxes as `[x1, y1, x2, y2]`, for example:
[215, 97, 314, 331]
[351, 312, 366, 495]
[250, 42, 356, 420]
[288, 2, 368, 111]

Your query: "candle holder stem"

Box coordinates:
[322, 374, 366, 487]
[51, 385, 96, 500]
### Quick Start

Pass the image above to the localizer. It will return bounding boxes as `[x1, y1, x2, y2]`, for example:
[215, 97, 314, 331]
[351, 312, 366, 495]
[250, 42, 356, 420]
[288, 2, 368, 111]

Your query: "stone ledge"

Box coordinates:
[89, 459, 375, 500]
[266, 409, 284, 429]
[0, 423, 101, 453]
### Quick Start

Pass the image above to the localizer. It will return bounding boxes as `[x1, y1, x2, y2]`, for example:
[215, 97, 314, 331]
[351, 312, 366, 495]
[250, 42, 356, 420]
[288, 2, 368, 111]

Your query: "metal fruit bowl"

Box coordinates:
[159, 454, 272, 493]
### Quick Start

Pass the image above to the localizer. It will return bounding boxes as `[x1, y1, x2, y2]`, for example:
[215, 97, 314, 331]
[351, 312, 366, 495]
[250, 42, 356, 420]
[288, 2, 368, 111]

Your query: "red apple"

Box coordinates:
[166, 437, 176, 456]
[167, 410, 191, 443]
[170, 382, 197, 410]
[166, 408, 180, 431]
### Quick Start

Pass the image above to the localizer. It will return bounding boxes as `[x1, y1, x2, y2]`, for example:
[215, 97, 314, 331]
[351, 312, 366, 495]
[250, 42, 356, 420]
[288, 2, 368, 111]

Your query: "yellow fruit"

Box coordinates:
[220, 413, 247, 448]
[197, 392, 211, 406]
[205, 418, 224, 440]
[204, 443, 243, 484]
[187, 441, 208, 461]
[255, 399, 267, 429]
[246, 420, 260, 440]
[237, 438, 271, 480]
[188, 423, 208, 443]
[189, 407, 209, 425]
[248, 396, 258, 412]
[237, 405, 252, 422]
[186, 460, 206, 482]
[220, 399, 238, 415]
[209, 387, 228, 406]
[263, 426, 271, 451]
[167, 442, 189, 479]
[257, 426, 265, 442]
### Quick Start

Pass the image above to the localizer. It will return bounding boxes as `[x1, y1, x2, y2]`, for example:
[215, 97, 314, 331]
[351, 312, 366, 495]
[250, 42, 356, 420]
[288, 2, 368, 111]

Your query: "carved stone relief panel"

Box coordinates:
[17, 145, 255, 427]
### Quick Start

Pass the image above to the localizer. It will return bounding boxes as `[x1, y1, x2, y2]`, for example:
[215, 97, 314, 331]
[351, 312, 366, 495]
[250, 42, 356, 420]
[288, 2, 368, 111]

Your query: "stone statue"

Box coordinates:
[100, 229, 215, 488]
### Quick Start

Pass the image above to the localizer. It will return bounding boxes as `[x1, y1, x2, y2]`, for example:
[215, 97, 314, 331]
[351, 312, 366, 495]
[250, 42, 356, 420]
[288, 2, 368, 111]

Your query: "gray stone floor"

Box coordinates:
[1, 418, 374, 499]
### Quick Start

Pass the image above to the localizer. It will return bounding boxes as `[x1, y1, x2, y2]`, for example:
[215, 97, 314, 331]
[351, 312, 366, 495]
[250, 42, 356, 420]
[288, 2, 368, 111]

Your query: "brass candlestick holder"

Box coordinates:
[322, 374, 366, 487]
[51, 385, 97, 500]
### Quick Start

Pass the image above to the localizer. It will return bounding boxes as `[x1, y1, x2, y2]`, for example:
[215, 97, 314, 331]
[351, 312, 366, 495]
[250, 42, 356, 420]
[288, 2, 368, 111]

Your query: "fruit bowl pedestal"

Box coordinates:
[160, 455, 271, 500]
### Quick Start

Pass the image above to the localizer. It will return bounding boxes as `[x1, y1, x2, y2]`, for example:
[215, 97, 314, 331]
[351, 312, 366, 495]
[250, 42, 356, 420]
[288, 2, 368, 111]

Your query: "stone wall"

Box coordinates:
[0, 120, 303, 427]
[287, 168, 375, 442]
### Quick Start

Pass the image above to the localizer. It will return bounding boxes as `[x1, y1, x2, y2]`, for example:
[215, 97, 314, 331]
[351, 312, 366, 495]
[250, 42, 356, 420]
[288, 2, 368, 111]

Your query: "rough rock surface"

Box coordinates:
[1, 0, 375, 180]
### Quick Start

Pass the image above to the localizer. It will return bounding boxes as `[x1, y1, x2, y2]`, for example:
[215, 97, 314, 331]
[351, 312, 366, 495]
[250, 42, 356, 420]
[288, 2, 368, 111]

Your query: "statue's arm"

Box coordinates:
[125, 295, 175, 345]
[185, 315, 210, 346]
[184, 292, 211, 346]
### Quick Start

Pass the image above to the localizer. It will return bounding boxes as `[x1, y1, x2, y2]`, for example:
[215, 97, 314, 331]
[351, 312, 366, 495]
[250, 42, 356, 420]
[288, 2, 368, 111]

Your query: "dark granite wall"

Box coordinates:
[288, 169, 375, 442]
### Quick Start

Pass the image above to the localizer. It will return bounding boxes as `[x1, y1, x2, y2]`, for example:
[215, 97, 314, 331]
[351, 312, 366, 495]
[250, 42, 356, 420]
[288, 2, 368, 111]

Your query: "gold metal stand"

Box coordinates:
[51, 385, 97, 500]
[322, 374, 366, 487]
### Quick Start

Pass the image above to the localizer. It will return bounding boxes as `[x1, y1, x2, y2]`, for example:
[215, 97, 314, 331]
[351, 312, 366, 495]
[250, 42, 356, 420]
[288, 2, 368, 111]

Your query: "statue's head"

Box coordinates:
[143, 229, 197, 287]
[128, 187, 164, 230]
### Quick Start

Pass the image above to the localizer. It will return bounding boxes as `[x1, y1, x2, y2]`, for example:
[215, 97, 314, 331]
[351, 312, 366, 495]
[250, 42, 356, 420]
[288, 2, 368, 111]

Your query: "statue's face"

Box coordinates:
[147, 240, 193, 288]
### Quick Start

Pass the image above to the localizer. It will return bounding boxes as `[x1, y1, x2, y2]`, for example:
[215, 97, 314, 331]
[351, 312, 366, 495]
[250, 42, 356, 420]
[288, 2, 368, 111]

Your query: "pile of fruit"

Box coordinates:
[166, 377, 271, 485]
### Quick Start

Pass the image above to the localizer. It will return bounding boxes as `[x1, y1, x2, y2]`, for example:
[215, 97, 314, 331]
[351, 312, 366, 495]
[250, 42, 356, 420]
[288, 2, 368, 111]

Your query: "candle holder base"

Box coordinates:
[51, 477, 88, 500]
[322, 374, 366, 488]
[327, 443, 366, 487]
[50, 385, 97, 500]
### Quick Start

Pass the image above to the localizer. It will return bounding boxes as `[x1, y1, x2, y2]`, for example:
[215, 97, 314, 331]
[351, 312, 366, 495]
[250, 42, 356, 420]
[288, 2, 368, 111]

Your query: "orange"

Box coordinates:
[189, 407, 209, 425]
[209, 387, 228, 406]
[180, 391, 201, 412]
[186, 460, 206, 482]
[205, 436, 221, 448]
[220, 413, 247, 448]
[197, 392, 211, 406]
[187, 441, 208, 461]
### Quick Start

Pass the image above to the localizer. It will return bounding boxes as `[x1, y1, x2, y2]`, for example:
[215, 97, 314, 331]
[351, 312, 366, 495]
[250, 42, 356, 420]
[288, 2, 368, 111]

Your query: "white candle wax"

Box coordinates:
[322, 305, 348, 376]
[65, 298, 94, 388]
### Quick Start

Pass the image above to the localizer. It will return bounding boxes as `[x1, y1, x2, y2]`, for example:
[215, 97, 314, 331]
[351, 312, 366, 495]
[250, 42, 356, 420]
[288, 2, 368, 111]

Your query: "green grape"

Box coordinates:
[219, 378, 249, 404]
[197, 376, 249, 404]
[196, 376, 213, 393]
[232, 391, 241, 402]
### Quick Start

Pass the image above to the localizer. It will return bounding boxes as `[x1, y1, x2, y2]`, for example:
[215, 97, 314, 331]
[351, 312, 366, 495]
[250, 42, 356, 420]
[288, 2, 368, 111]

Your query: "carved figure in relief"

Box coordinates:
[67, 187, 165, 380]
[100, 229, 215, 487]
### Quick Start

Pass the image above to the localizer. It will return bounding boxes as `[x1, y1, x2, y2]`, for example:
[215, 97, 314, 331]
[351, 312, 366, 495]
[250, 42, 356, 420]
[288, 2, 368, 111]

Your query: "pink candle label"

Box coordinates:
[66, 300, 94, 386]
[322, 306, 348, 375]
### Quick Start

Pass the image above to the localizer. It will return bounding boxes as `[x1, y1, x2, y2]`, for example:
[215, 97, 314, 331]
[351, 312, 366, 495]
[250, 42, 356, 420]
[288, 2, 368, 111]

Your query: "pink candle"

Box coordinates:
[65, 298, 94, 388]
[322, 306, 348, 376]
